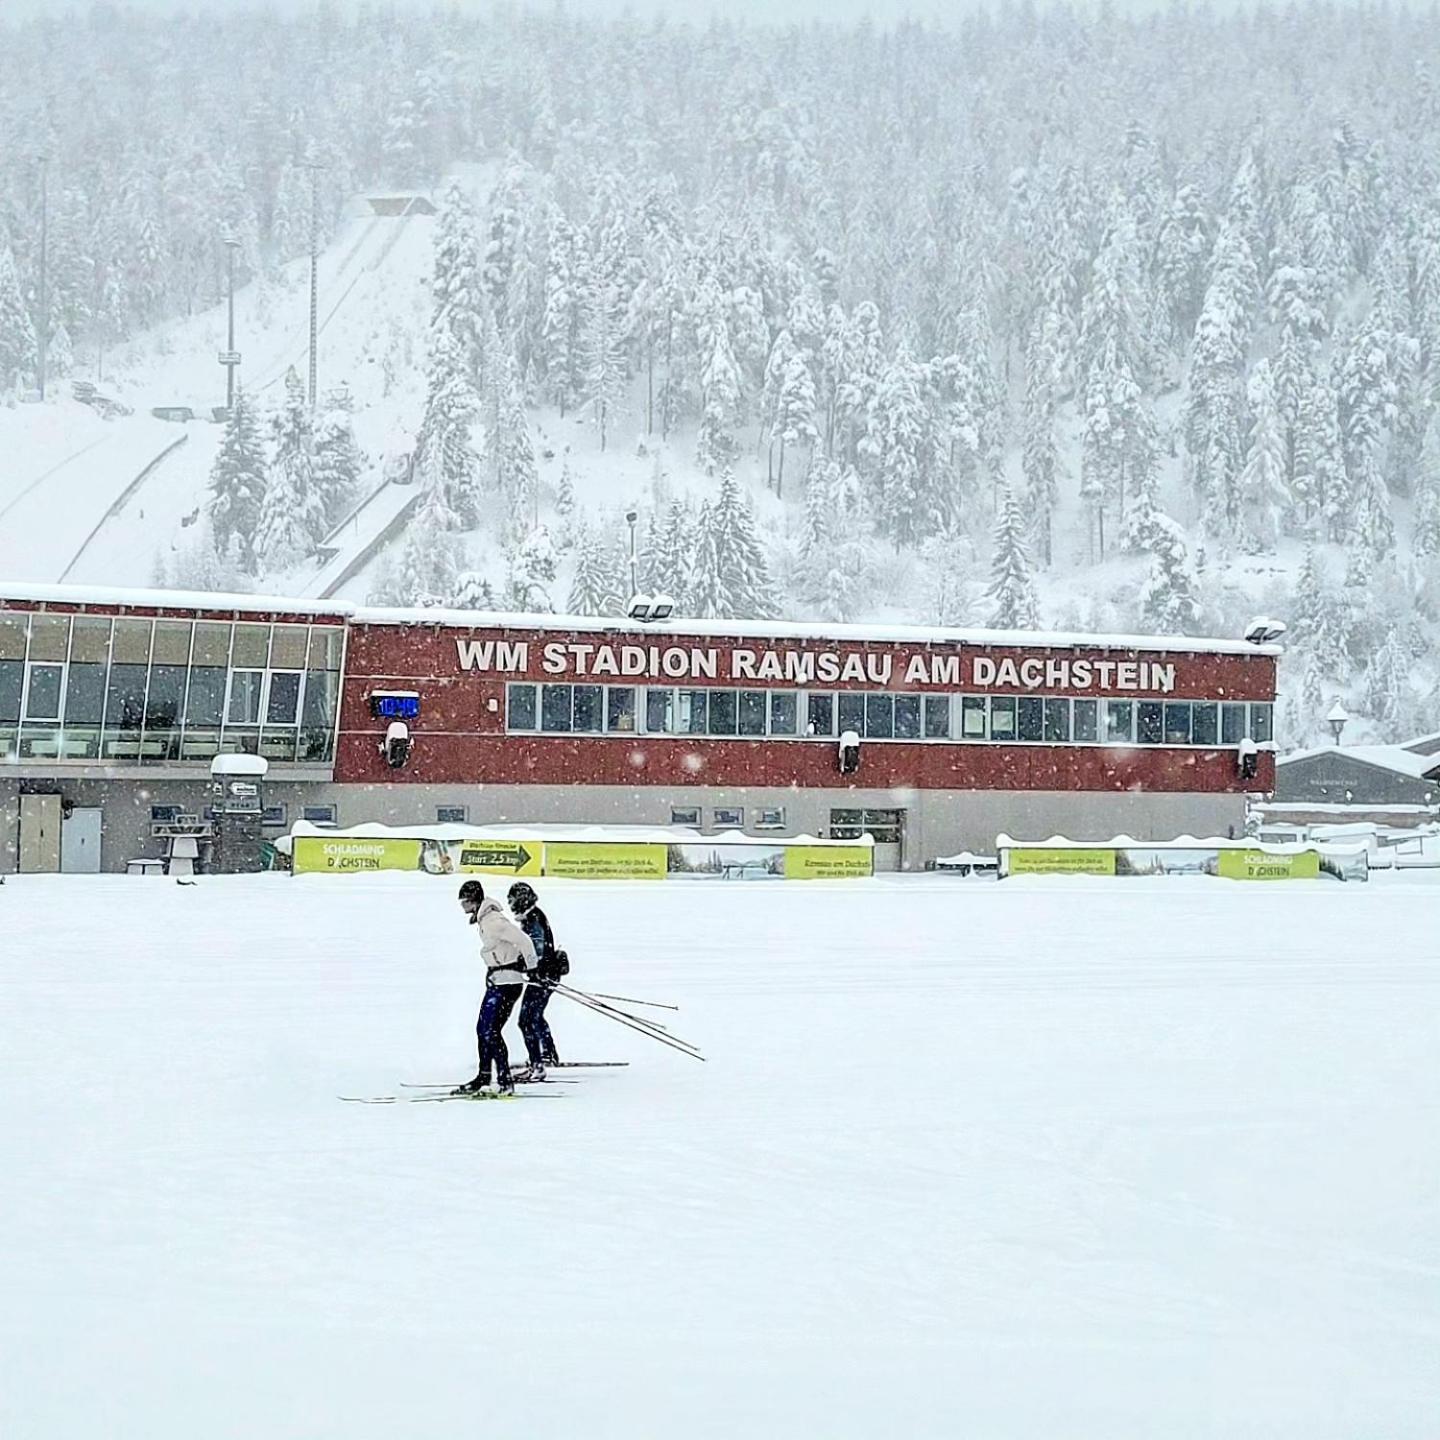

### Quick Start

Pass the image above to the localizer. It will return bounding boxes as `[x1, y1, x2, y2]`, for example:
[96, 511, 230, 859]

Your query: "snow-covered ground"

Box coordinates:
[1, 872, 1435, 1437]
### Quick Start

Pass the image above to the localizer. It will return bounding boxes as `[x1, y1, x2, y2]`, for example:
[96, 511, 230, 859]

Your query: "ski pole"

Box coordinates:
[556, 988, 703, 1060]
[556, 984, 683, 1043]
[590, 991, 680, 1013]
[552, 986, 705, 1061]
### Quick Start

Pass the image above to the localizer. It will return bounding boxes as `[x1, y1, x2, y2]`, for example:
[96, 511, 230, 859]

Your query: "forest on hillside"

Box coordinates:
[3, 2, 1440, 743]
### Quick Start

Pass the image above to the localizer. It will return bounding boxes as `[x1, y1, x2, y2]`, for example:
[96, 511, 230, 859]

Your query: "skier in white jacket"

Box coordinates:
[455, 879, 537, 1094]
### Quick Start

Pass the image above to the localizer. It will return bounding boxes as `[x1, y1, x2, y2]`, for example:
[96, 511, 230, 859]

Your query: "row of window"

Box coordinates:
[0, 617, 343, 764]
[506, 684, 1274, 747]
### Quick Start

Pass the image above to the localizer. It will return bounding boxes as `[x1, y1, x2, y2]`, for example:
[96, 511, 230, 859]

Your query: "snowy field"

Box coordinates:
[1, 872, 1436, 1439]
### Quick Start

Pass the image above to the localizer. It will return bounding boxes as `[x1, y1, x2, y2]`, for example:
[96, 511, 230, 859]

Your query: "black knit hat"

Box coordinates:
[458, 880, 485, 905]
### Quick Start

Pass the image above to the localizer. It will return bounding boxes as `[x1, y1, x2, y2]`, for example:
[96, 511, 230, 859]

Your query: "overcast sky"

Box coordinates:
[4, 0, 1182, 24]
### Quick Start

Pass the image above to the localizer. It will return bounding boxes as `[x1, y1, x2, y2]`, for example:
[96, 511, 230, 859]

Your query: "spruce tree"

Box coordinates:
[432, 180, 485, 379]
[696, 283, 741, 474]
[418, 328, 483, 528]
[1416, 410, 1440, 559]
[255, 369, 324, 569]
[207, 387, 268, 572]
[568, 530, 616, 616]
[540, 212, 581, 414]
[692, 468, 778, 619]
[496, 354, 537, 520]
[312, 384, 366, 530]
[1337, 324, 1396, 559]
[1289, 542, 1335, 657]
[1022, 313, 1062, 567]
[581, 271, 626, 451]
[1365, 628, 1410, 732]
[1238, 359, 1287, 551]
[1139, 515, 1202, 635]
[986, 485, 1039, 629]
[866, 349, 937, 547]
[0, 241, 38, 392]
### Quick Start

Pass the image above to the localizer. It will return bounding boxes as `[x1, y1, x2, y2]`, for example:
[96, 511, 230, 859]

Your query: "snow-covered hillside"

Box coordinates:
[2, 3, 1439, 747]
[1, 871, 1436, 1438]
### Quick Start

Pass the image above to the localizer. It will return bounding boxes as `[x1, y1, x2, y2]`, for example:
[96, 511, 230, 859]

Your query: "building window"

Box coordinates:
[924, 695, 950, 739]
[227, 670, 264, 725]
[508, 683, 538, 730]
[572, 684, 603, 732]
[960, 695, 987, 739]
[807, 693, 834, 737]
[1105, 699, 1134, 744]
[541, 684, 573, 732]
[738, 690, 767, 737]
[646, 688, 673, 733]
[1044, 697, 1071, 743]
[1192, 701, 1218, 746]
[261, 804, 288, 829]
[678, 689, 708, 734]
[1138, 701, 1164, 744]
[755, 806, 786, 830]
[1249, 703, 1273, 743]
[606, 687, 636, 732]
[1163, 701, 1192, 745]
[670, 806, 701, 827]
[266, 672, 302, 725]
[708, 689, 738, 735]
[712, 806, 744, 828]
[436, 805, 468, 824]
[1073, 698, 1099, 743]
[990, 696, 1017, 740]
[1221, 702, 1247, 745]
[302, 805, 337, 826]
[1017, 696, 1044, 742]
[25, 663, 64, 720]
[829, 807, 903, 844]
[151, 805, 182, 823]
[769, 691, 798, 736]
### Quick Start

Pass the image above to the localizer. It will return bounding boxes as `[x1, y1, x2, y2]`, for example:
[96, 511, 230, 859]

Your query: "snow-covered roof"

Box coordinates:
[995, 832, 1370, 855]
[0, 580, 348, 620]
[1401, 732, 1440, 757]
[0, 582, 1283, 657]
[210, 753, 269, 777]
[351, 604, 1279, 657]
[1278, 743, 1440, 782]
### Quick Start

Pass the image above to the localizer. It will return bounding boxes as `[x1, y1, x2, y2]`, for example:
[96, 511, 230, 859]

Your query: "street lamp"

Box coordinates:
[625, 508, 639, 599]
[1327, 701, 1349, 746]
[219, 235, 242, 413]
[301, 158, 329, 407]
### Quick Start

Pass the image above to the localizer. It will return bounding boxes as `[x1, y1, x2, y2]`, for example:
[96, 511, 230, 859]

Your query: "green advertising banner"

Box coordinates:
[1216, 849, 1321, 881]
[293, 836, 423, 874]
[1007, 847, 1117, 876]
[544, 842, 668, 879]
[782, 845, 875, 879]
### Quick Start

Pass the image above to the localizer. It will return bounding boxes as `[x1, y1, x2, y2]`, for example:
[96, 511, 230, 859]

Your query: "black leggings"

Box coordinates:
[475, 983, 522, 1086]
[518, 982, 559, 1065]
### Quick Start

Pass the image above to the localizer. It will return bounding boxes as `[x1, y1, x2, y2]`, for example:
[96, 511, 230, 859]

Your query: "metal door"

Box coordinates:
[19, 794, 62, 873]
[61, 806, 103, 874]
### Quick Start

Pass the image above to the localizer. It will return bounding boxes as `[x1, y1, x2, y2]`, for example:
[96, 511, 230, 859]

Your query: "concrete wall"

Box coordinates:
[0, 775, 1246, 873]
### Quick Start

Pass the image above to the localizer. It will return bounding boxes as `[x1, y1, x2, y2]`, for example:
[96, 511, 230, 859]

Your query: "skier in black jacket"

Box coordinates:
[508, 881, 567, 1076]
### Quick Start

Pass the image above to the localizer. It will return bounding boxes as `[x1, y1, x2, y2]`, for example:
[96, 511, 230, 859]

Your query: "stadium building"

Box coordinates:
[0, 583, 1279, 873]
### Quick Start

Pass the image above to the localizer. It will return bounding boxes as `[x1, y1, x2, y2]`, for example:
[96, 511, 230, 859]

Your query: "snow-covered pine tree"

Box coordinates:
[865, 349, 941, 547]
[799, 455, 835, 563]
[386, 484, 464, 608]
[1022, 313, 1062, 566]
[1336, 323, 1396, 559]
[1293, 375, 1346, 535]
[581, 269, 626, 451]
[1238, 359, 1287, 551]
[986, 484, 1039, 630]
[1288, 542, 1336, 658]
[653, 499, 694, 610]
[1365, 627, 1410, 733]
[0, 241, 38, 393]
[695, 282, 742, 474]
[540, 212, 582, 415]
[495, 354, 538, 522]
[691, 468, 778, 619]
[1155, 181, 1211, 349]
[452, 572, 498, 611]
[418, 327, 483, 528]
[506, 524, 557, 610]
[1082, 356, 1158, 558]
[1415, 408, 1440, 559]
[431, 179, 485, 380]
[568, 530, 617, 616]
[834, 300, 884, 468]
[312, 384, 365, 530]
[255, 367, 325, 569]
[1139, 514, 1202, 636]
[207, 387, 268, 571]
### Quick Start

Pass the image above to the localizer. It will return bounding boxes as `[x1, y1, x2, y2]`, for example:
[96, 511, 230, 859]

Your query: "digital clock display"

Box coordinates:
[370, 693, 420, 720]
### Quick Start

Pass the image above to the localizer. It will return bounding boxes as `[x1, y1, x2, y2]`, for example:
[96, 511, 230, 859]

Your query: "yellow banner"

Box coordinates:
[293, 836, 422, 874]
[1217, 849, 1320, 881]
[544, 842, 668, 879]
[782, 845, 874, 879]
[451, 840, 541, 877]
[1007, 847, 1117, 876]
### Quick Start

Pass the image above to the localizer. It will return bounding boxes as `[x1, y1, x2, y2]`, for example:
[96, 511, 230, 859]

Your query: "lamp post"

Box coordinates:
[1327, 701, 1349, 746]
[625, 508, 638, 599]
[302, 158, 328, 407]
[220, 235, 242, 413]
[36, 154, 49, 400]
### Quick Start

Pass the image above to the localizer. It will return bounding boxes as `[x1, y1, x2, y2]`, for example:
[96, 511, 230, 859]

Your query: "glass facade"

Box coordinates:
[504, 681, 1274, 749]
[0, 611, 344, 766]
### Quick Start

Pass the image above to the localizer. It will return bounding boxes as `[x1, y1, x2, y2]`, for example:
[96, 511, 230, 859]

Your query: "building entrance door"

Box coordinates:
[828, 807, 907, 871]
[61, 806, 103, 873]
[19, 794, 62, 873]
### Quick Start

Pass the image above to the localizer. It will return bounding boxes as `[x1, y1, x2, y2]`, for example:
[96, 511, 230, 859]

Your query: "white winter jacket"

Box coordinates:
[474, 897, 537, 986]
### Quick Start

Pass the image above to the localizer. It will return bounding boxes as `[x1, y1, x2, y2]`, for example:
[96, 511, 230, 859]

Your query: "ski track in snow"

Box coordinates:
[0, 873, 1436, 1438]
